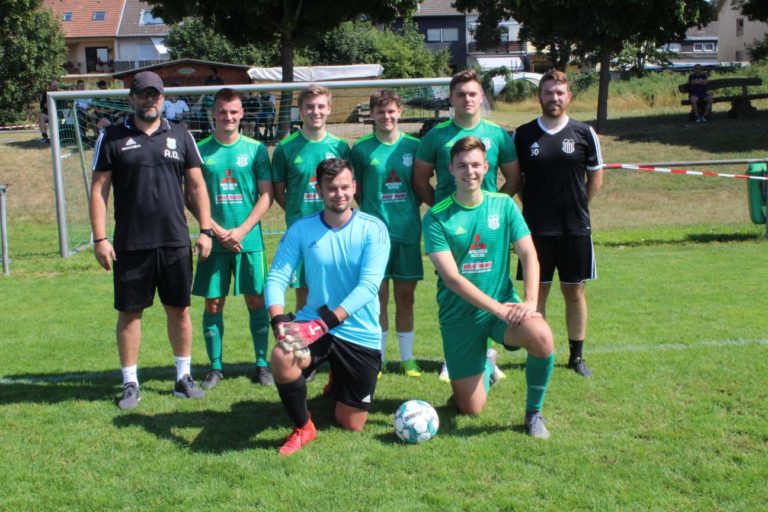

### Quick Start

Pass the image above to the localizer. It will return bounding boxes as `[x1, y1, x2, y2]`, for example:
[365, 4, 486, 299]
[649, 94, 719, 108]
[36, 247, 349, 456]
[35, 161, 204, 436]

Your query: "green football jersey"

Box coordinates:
[197, 134, 271, 253]
[415, 119, 517, 203]
[271, 130, 350, 226]
[423, 191, 530, 323]
[350, 132, 421, 245]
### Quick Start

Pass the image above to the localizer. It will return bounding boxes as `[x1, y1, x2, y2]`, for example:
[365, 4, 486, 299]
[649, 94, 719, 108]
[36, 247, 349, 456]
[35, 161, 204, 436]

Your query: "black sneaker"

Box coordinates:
[173, 374, 205, 398]
[568, 357, 593, 378]
[118, 382, 141, 410]
[524, 411, 550, 439]
[252, 366, 274, 386]
[200, 370, 223, 390]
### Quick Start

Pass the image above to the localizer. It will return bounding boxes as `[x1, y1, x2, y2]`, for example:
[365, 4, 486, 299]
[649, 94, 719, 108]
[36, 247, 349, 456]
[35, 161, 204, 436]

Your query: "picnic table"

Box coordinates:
[679, 77, 768, 118]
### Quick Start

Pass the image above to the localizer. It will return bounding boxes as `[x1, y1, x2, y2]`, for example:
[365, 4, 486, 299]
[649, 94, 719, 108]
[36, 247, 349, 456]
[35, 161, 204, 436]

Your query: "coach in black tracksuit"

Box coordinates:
[90, 71, 213, 410]
[508, 69, 604, 378]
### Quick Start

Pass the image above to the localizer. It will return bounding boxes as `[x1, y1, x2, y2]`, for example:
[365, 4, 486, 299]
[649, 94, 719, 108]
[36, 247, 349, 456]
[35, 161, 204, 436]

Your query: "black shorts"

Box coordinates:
[113, 246, 192, 312]
[303, 334, 381, 411]
[517, 234, 596, 284]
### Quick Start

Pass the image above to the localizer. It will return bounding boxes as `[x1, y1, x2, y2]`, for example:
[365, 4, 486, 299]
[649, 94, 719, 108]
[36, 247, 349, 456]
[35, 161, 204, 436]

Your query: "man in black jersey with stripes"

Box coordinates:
[509, 70, 603, 377]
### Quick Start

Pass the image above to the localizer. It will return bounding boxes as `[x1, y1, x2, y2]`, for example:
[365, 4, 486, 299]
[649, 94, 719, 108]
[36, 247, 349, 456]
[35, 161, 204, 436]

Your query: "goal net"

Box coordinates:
[47, 78, 497, 256]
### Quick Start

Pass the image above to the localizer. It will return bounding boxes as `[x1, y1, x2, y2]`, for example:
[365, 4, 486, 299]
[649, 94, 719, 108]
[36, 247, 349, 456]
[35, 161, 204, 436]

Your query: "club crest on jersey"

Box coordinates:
[562, 138, 575, 154]
[325, 152, 336, 160]
[166, 138, 177, 150]
[482, 138, 492, 150]
[237, 154, 248, 167]
[529, 142, 540, 157]
[487, 214, 500, 230]
[402, 153, 413, 166]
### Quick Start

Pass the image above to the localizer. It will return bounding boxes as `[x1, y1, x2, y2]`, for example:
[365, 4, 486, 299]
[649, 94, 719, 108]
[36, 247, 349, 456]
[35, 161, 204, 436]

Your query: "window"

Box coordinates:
[427, 28, 459, 43]
[92, 11, 106, 21]
[62, 12, 72, 22]
[694, 42, 716, 53]
[736, 18, 744, 36]
[704, 42, 715, 52]
[442, 28, 459, 42]
[139, 10, 164, 25]
[666, 43, 681, 53]
[735, 50, 744, 61]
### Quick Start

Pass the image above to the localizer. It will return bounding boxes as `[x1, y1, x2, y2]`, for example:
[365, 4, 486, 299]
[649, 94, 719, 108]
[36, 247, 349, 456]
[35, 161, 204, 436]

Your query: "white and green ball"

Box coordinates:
[393, 400, 439, 444]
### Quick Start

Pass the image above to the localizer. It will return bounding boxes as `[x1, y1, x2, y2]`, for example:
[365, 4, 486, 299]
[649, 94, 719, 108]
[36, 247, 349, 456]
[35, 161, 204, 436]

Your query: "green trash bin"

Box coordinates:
[746, 163, 767, 224]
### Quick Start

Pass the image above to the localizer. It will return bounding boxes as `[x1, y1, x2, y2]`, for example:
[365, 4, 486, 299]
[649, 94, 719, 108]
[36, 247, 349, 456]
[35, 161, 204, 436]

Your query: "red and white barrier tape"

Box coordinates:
[605, 163, 768, 181]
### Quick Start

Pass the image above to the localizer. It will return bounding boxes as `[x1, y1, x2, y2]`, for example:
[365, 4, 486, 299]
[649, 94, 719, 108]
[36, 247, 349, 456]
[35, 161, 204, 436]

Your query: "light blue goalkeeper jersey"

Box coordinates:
[265, 210, 391, 349]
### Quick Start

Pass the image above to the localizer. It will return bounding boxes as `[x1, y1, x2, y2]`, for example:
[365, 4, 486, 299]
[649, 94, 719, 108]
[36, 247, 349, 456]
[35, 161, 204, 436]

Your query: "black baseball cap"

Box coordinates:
[130, 71, 164, 95]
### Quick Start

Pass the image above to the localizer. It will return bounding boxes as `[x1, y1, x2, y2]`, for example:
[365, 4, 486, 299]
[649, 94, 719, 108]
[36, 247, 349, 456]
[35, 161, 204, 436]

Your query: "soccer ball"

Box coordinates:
[393, 399, 439, 444]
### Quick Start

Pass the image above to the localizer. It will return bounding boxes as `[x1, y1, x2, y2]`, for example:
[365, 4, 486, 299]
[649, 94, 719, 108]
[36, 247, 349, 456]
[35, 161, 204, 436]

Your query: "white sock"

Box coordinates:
[380, 330, 388, 362]
[397, 331, 414, 361]
[175, 356, 191, 381]
[121, 365, 138, 386]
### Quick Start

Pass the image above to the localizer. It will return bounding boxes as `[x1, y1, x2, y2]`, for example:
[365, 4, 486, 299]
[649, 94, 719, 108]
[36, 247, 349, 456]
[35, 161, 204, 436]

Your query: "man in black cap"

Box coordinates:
[90, 70, 214, 409]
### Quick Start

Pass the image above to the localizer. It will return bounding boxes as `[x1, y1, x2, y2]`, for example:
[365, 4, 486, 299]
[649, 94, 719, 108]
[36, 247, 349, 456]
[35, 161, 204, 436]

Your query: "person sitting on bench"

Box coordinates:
[688, 65, 713, 123]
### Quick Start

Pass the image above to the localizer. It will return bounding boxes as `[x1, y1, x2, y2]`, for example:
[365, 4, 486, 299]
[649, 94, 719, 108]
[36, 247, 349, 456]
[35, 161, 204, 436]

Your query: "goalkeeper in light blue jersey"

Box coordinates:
[265, 158, 390, 456]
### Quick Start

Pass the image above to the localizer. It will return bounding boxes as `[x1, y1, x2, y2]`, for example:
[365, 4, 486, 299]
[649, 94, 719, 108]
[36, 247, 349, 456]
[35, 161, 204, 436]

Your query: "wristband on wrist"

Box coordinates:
[270, 313, 295, 330]
[317, 305, 341, 329]
[93, 237, 108, 243]
[200, 228, 214, 238]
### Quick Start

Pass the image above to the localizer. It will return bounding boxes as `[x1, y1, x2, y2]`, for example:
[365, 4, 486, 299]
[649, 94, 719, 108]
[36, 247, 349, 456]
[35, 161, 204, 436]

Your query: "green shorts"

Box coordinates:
[384, 241, 424, 281]
[440, 314, 519, 380]
[192, 250, 266, 298]
[289, 259, 307, 289]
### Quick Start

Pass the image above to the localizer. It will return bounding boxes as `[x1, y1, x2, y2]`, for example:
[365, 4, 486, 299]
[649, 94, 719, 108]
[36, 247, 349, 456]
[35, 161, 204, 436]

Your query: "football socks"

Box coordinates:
[276, 375, 309, 428]
[203, 310, 224, 370]
[569, 339, 584, 363]
[397, 331, 414, 362]
[249, 307, 270, 367]
[380, 330, 388, 362]
[483, 358, 494, 392]
[175, 356, 192, 382]
[121, 364, 138, 386]
[525, 353, 555, 413]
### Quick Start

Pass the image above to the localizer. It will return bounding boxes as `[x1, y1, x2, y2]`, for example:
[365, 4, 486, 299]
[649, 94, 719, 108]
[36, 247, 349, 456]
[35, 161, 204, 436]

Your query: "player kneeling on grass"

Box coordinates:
[192, 88, 275, 389]
[422, 136, 555, 439]
[265, 158, 390, 456]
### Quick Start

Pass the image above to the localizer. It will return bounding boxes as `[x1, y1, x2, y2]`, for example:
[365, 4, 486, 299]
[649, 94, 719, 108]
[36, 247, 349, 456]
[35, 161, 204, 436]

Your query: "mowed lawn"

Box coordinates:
[1, 90, 767, 510]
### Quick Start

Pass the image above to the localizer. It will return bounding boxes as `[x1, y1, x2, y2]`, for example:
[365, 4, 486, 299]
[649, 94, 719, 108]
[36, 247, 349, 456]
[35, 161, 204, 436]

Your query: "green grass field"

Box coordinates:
[1, 74, 767, 510]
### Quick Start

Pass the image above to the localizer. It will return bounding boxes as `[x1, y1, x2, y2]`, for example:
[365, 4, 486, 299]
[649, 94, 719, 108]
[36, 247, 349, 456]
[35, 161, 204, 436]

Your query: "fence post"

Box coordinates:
[0, 184, 9, 275]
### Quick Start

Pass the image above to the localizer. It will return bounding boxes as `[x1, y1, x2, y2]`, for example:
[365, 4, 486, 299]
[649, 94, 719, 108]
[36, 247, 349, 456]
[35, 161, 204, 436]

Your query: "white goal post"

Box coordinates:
[47, 77, 459, 257]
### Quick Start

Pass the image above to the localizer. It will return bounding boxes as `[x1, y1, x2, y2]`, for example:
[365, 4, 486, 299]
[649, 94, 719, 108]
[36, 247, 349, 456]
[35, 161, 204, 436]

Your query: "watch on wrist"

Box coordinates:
[200, 228, 214, 238]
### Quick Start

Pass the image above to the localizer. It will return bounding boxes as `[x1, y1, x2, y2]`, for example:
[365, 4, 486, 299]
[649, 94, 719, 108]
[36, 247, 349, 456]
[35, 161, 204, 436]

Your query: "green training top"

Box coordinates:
[350, 132, 422, 245]
[423, 191, 529, 323]
[415, 119, 517, 203]
[271, 130, 350, 227]
[197, 134, 271, 253]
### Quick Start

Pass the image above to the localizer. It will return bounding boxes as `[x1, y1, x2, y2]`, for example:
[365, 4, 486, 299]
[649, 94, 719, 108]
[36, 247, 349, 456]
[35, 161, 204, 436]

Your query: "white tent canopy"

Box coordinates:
[247, 64, 384, 82]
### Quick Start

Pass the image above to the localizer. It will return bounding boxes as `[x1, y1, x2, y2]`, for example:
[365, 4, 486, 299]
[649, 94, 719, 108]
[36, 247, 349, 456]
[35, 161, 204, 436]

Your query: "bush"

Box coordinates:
[748, 35, 768, 63]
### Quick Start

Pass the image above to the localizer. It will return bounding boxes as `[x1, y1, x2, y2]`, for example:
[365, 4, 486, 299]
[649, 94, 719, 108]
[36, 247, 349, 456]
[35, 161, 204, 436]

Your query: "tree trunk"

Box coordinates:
[595, 48, 611, 133]
[277, 33, 295, 140]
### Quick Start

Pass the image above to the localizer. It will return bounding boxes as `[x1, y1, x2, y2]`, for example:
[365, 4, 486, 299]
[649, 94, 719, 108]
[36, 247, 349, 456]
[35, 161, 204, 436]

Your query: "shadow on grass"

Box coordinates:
[598, 231, 764, 247]
[4, 139, 51, 150]
[600, 109, 768, 154]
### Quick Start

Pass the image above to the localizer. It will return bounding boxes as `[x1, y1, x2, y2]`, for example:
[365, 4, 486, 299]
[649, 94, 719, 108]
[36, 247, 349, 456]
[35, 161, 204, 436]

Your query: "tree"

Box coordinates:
[147, 0, 420, 136]
[454, 0, 714, 132]
[165, 17, 277, 66]
[0, 0, 66, 124]
[614, 37, 673, 77]
[312, 20, 451, 79]
[733, 0, 768, 21]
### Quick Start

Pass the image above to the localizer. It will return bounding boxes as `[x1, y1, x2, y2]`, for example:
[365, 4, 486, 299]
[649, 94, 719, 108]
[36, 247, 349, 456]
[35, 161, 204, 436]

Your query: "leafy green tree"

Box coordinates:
[0, 0, 66, 124]
[312, 20, 451, 78]
[147, 0, 420, 135]
[614, 37, 673, 77]
[165, 17, 277, 66]
[454, 0, 714, 131]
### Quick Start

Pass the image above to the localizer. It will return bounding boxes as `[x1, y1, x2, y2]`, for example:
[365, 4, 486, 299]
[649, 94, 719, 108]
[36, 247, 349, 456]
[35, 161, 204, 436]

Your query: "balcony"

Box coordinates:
[63, 60, 164, 75]
[468, 41, 524, 55]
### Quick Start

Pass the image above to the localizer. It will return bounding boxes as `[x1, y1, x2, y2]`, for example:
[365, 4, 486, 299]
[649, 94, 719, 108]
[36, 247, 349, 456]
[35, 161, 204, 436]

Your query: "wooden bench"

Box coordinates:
[679, 77, 768, 118]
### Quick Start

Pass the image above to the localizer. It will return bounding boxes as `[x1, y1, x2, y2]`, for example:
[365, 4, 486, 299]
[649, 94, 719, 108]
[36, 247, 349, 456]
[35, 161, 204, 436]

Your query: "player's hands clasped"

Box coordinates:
[218, 226, 245, 253]
[499, 302, 541, 327]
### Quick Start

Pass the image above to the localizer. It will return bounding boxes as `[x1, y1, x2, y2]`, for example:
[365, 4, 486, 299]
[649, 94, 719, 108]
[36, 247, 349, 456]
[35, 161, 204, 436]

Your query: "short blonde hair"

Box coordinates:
[298, 84, 331, 108]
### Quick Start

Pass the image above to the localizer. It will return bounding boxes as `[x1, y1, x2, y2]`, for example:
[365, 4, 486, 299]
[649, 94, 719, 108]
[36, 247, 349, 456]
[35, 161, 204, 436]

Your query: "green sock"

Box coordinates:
[483, 358, 494, 393]
[525, 353, 555, 413]
[203, 311, 224, 371]
[249, 307, 269, 367]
